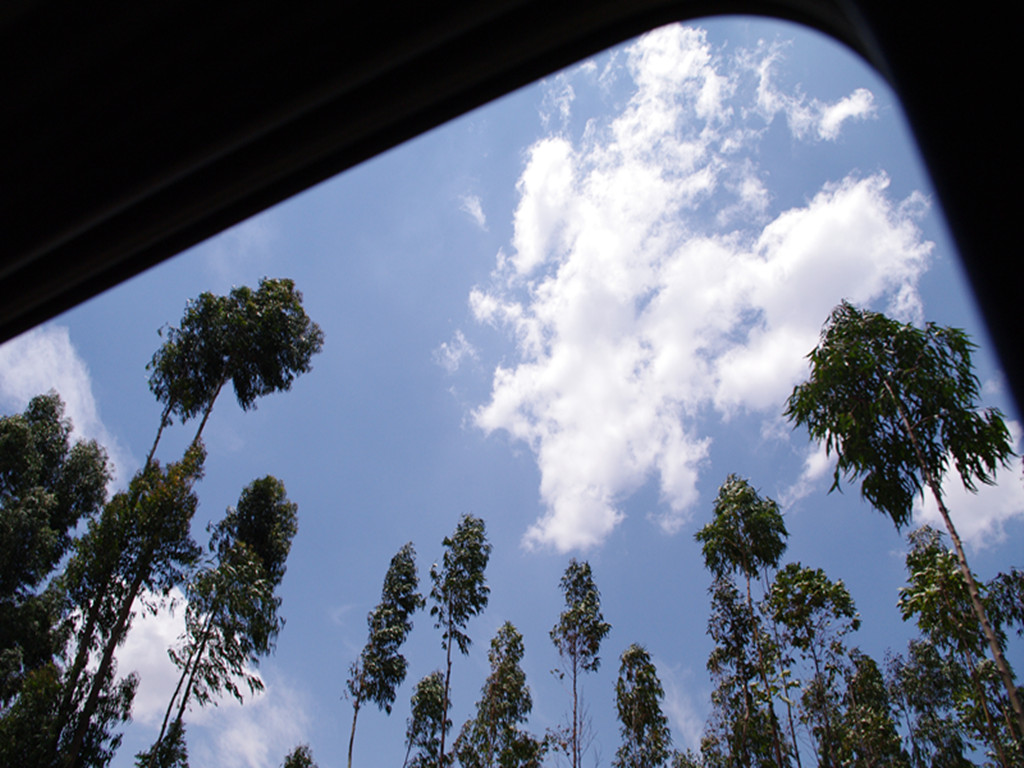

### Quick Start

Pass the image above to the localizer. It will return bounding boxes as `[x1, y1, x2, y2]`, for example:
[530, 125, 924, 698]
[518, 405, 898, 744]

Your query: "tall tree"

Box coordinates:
[281, 744, 318, 768]
[550, 559, 611, 768]
[838, 650, 907, 768]
[886, 640, 976, 768]
[695, 476, 789, 768]
[897, 527, 1018, 767]
[142, 477, 298, 766]
[347, 542, 424, 768]
[147, 277, 325, 462]
[613, 644, 673, 768]
[405, 671, 451, 768]
[454, 622, 545, 768]
[0, 393, 108, 708]
[702, 578, 779, 768]
[430, 514, 491, 766]
[58, 445, 206, 767]
[785, 301, 1021, 732]
[765, 564, 860, 768]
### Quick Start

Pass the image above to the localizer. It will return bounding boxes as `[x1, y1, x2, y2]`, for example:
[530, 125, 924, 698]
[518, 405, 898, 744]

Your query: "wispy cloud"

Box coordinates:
[470, 24, 929, 552]
[0, 325, 134, 486]
[459, 194, 488, 231]
[434, 330, 479, 374]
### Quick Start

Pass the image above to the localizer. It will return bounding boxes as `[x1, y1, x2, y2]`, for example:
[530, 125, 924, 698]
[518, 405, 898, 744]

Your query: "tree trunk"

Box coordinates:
[440, 606, 453, 768]
[348, 696, 360, 768]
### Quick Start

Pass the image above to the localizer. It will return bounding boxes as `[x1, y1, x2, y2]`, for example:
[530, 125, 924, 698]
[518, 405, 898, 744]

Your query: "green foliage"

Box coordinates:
[550, 559, 611, 768]
[0, 393, 109, 598]
[886, 641, 976, 768]
[0, 394, 109, 709]
[281, 744, 318, 768]
[349, 543, 423, 715]
[613, 644, 672, 768]
[785, 301, 1013, 530]
[430, 515, 492, 657]
[702, 578, 780, 768]
[135, 719, 189, 768]
[347, 543, 423, 768]
[551, 559, 611, 676]
[145, 477, 298, 764]
[454, 622, 546, 768]
[839, 651, 908, 768]
[148, 277, 325, 426]
[695, 476, 788, 582]
[766, 563, 860, 767]
[405, 671, 451, 768]
[897, 528, 1019, 765]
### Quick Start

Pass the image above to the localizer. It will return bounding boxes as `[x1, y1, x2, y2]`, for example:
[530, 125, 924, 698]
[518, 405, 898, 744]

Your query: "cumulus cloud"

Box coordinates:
[0, 325, 134, 485]
[916, 420, 1024, 549]
[470, 24, 930, 551]
[117, 590, 188, 725]
[459, 194, 488, 230]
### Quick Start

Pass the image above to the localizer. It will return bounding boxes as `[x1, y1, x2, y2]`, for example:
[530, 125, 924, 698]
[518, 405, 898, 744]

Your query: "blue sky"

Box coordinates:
[1, 17, 1021, 768]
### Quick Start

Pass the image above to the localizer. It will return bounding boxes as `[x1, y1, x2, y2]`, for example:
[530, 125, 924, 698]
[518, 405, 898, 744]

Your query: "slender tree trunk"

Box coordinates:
[746, 574, 787, 768]
[440, 607, 453, 768]
[191, 376, 226, 448]
[146, 402, 173, 469]
[571, 650, 579, 768]
[348, 696, 360, 768]
[884, 380, 1024, 737]
[172, 622, 212, 732]
[149, 611, 214, 768]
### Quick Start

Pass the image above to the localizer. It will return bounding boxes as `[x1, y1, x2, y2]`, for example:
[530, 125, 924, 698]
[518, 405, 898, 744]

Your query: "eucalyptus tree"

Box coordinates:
[147, 277, 325, 462]
[695, 476, 789, 768]
[282, 744, 318, 768]
[142, 477, 298, 767]
[886, 640, 976, 768]
[898, 527, 1017, 767]
[0, 393, 108, 707]
[613, 644, 672, 768]
[785, 301, 1020, 731]
[347, 542, 423, 768]
[59, 278, 322, 766]
[405, 671, 451, 768]
[702, 578, 779, 768]
[58, 445, 205, 767]
[838, 650, 907, 768]
[765, 564, 860, 767]
[430, 514, 491, 765]
[550, 558, 611, 768]
[453, 622, 545, 768]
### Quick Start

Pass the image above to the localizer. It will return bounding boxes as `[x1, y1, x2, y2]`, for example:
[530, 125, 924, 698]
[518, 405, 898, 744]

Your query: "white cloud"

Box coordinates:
[781, 441, 834, 508]
[203, 215, 276, 282]
[434, 330, 479, 373]
[0, 325, 134, 485]
[916, 420, 1024, 548]
[459, 194, 488, 231]
[470, 24, 930, 552]
[118, 591, 306, 768]
[117, 590, 187, 726]
[187, 677, 309, 768]
[743, 41, 875, 141]
[660, 661, 706, 752]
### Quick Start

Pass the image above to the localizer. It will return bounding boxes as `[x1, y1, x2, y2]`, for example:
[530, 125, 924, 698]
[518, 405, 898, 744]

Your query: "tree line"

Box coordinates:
[342, 302, 1021, 768]
[0, 286, 1019, 767]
